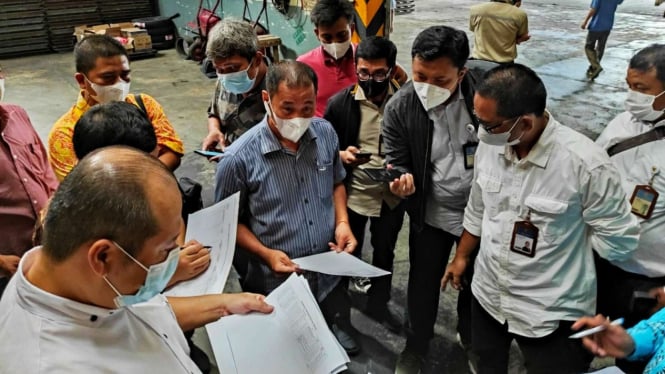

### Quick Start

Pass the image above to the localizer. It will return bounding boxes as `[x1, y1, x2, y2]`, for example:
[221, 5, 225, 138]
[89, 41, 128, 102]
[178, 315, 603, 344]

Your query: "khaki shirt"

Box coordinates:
[469, 1, 529, 63]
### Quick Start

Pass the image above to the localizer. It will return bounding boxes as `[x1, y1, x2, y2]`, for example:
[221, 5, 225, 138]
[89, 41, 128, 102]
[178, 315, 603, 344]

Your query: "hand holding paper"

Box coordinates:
[293, 251, 390, 278]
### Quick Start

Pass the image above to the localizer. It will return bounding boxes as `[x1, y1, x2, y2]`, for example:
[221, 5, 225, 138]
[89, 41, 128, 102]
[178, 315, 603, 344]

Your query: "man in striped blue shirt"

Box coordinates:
[214, 60, 361, 354]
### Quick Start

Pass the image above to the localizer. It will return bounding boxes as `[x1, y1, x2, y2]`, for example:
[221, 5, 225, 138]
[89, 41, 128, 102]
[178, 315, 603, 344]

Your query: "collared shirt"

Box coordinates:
[626, 306, 665, 373]
[0, 104, 58, 259]
[48, 93, 184, 181]
[465, 113, 639, 338]
[214, 117, 346, 300]
[208, 60, 269, 145]
[347, 85, 401, 217]
[297, 46, 357, 117]
[469, 1, 528, 63]
[424, 87, 477, 236]
[595, 112, 665, 277]
[588, 0, 623, 32]
[0, 248, 200, 374]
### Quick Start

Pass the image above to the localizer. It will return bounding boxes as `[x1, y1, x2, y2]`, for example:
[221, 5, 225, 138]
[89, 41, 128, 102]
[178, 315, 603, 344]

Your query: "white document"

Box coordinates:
[207, 274, 349, 374]
[293, 251, 391, 277]
[164, 192, 239, 297]
[588, 367, 625, 374]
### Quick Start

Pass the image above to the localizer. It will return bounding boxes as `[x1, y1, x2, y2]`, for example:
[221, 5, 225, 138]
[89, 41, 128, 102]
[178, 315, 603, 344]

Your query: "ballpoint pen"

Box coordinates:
[569, 317, 624, 339]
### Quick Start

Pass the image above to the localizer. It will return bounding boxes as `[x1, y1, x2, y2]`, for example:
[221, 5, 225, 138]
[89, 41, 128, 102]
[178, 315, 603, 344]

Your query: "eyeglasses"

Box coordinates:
[474, 114, 521, 134]
[357, 68, 392, 82]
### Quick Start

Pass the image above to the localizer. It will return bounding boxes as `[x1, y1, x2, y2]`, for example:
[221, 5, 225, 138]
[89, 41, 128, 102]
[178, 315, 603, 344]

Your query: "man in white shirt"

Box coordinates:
[0, 147, 273, 373]
[441, 63, 639, 373]
[594, 44, 665, 374]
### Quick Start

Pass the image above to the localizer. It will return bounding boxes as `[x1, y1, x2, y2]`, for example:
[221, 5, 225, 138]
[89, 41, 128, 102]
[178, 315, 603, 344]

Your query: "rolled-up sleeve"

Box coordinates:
[463, 167, 484, 236]
[582, 163, 639, 262]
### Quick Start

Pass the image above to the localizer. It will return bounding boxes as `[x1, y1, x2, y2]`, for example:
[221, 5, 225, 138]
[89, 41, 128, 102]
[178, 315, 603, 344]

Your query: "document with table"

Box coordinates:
[206, 273, 350, 374]
[164, 192, 239, 297]
[293, 250, 391, 277]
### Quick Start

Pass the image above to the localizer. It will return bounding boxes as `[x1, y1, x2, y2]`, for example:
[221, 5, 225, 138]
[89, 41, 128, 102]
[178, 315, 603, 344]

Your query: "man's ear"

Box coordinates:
[261, 90, 269, 103]
[87, 239, 116, 277]
[313, 28, 320, 39]
[74, 73, 87, 90]
[458, 67, 469, 80]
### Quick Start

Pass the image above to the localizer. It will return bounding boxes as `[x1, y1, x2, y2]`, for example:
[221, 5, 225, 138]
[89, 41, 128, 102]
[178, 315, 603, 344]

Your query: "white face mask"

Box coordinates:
[264, 101, 312, 143]
[477, 116, 523, 146]
[413, 81, 451, 111]
[0, 77, 5, 101]
[86, 77, 130, 104]
[624, 89, 665, 122]
[321, 30, 351, 60]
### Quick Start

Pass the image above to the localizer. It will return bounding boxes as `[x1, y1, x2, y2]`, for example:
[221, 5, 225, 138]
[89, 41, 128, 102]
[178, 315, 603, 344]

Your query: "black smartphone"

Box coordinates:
[630, 290, 658, 315]
[194, 149, 224, 158]
[355, 151, 372, 160]
[362, 168, 402, 182]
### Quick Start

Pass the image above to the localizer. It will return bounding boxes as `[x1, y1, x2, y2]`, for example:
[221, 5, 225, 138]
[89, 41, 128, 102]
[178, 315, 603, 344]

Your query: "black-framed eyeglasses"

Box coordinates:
[474, 113, 521, 134]
[357, 68, 392, 82]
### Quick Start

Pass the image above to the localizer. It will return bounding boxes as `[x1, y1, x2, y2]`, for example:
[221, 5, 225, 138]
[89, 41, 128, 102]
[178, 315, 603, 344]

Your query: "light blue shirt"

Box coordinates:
[627, 307, 665, 373]
[215, 117, 346, 300]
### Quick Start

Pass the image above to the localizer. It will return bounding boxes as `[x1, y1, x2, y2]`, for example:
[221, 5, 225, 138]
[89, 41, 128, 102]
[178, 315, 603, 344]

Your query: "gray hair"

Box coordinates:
[265, 60, 318, 98]
[42, 146, 177, 262]
[206, 19, 258, 61]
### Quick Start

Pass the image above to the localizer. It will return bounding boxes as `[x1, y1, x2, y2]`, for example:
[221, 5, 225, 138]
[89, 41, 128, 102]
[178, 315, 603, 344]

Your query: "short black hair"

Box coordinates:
[476, 64, 547, 118]
[310, 0, 355, 27]
[411, 25, 470, 69]
[43, 147, 176, 262]
[73, 101, 157, 159]
[355, 36, 397, 68]
[266, 60, 318, 98]
[629, 44, 665, 86]
[75, 34, 128, 75]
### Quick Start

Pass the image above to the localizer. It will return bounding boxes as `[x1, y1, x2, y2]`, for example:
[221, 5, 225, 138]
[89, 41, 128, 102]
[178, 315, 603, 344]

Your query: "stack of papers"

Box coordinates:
[164, 193, 239, 297]
[293, 251, 391, 277]
[206, 274, 350, 374]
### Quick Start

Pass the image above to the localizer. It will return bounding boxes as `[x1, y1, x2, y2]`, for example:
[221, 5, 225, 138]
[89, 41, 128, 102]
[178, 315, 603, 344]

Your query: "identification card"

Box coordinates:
[463, 142, 478, 170]
[629, 185, 659, 219]
[510, 221, 538, 258]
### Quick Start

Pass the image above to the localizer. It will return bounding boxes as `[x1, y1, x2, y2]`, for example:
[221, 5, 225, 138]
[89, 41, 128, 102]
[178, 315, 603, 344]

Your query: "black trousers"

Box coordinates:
[595, 253, 665, 374]
[319, 280, 354, 328]
[471, 296, 593, 374]
[404, 223, 458, 353]
[347, 201, 405, 306]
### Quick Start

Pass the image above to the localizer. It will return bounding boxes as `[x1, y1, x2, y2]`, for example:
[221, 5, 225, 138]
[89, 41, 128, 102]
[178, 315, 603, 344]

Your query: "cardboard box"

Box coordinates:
[73, 24, 123, 42]
[121, 27, 152, 51]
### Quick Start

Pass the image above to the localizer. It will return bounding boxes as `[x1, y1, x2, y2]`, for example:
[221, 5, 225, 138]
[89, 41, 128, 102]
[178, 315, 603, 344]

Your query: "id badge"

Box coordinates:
[463, 142, 478, 170]
[629, 185, 659, 219]
[510, 221, 538, 258]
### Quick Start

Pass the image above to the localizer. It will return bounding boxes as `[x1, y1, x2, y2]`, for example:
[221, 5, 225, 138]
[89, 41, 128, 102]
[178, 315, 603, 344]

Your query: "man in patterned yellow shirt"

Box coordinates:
[49, 35, 183, 180]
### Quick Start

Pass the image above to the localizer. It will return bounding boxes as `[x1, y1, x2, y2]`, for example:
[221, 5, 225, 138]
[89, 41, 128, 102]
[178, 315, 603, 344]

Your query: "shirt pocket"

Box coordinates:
[316, 161, 334, 199]
[476, 173, 502, 216]
[524, 195, 569, 245]
[4, 133, 47, 176]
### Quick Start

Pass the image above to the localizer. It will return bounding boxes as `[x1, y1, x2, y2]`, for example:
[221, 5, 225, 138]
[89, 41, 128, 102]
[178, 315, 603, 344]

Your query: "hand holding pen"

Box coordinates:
[571, 315, 635, 358]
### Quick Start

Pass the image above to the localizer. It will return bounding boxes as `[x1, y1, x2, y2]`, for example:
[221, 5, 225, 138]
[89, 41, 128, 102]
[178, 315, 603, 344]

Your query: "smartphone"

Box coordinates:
[630, 290, 657, 315]
[194, 149, 224, 158]
[355, 151, 372, 160]
[362, 168, 403, 182]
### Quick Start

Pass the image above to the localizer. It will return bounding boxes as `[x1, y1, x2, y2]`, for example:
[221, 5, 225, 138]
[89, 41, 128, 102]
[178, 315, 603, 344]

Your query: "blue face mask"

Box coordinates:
[103, 242, 180, 308]
[217, 59, 256, 95]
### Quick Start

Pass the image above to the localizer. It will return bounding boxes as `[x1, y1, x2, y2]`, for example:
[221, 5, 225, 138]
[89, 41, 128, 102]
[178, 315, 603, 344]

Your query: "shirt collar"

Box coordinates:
[73, 91, 92, 118]
[14, 247, 118, 327]
[258, 117, 317, 155]
[500, 110, 556, 168]
[353, 81, 396, 102]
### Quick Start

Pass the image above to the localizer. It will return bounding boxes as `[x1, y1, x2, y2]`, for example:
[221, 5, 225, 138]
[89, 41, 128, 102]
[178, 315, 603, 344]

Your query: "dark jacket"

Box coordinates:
[382, 62, 495, 230]
[323, 79, 401, 183]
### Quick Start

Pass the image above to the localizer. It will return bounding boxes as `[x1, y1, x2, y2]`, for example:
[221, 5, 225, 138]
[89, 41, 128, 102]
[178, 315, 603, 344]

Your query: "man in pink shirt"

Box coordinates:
[297, 0, 358, 117]
[0, 103, 58, 295]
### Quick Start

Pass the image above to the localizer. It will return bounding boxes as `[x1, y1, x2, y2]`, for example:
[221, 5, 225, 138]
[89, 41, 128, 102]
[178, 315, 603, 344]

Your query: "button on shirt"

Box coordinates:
[465, 113, 639, 338]
[214, 117, 346, 300]
[0, 248, 200, 374]
[298, 46, 357, 117]
[0, 104, 58, 259]
[596, 112, 665, 277]
[424, 87, 477, 236]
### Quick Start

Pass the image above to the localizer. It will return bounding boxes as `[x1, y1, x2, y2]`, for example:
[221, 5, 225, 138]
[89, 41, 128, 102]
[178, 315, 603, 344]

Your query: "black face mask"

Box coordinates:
[358, 79, 390, 99]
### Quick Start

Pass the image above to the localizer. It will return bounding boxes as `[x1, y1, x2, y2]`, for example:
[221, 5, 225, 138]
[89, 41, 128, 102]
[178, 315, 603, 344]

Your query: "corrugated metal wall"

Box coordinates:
[0, 0, 155, 58]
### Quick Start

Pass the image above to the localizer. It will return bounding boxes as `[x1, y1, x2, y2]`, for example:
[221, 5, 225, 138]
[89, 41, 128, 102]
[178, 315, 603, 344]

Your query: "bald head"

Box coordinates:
[43, 146, 179, 262]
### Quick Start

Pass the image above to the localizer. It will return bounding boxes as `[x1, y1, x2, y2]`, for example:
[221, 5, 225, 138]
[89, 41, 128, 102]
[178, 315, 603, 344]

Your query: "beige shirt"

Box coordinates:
[347, 86, 401, 217]
[469, 1, 529, 63]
